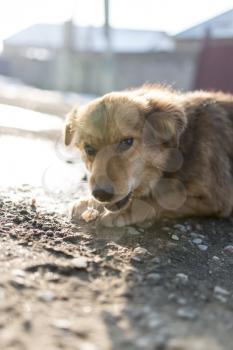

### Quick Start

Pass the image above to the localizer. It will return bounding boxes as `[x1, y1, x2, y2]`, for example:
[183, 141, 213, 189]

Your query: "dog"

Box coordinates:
[64, 85, 233, 227]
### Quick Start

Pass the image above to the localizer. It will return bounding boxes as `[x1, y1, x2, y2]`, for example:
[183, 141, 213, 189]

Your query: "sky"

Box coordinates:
[0, 0, 233, 42]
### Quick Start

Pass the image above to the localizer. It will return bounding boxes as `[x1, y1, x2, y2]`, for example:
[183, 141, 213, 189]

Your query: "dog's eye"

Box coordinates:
[84, 144, 96, 156]
[117, 138, 134, 152]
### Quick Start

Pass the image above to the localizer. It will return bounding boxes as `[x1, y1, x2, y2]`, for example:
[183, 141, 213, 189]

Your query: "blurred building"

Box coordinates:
[1, 22, 196, 94]
[1, 7, 233, 94]
[176, 8, 233, 92]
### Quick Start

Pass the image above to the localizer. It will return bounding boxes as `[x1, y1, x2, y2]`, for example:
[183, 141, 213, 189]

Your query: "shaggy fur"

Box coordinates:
[64, 85, 233, 227]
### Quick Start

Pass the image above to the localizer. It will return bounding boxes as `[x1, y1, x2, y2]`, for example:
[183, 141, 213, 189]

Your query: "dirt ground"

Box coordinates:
[1, 104, 233, 350]
[1, 184, 233, 350]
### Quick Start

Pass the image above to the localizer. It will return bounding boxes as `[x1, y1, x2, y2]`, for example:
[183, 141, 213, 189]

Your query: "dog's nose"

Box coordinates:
[92, 185, 114, 202]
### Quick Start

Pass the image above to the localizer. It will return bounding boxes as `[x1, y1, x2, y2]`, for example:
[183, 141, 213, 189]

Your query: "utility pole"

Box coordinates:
[104, 0, 111, 50]
[102, 0, 114, 93]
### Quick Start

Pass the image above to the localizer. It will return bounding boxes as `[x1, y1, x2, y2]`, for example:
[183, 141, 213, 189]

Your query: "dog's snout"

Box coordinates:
[92, 185, 114, 202]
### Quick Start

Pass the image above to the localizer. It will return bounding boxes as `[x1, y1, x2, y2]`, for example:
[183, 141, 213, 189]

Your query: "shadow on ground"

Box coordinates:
[0, 187, 233, 350]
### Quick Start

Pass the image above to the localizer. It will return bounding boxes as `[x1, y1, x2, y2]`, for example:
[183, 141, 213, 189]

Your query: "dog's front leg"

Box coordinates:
[99, 198, 157, 227]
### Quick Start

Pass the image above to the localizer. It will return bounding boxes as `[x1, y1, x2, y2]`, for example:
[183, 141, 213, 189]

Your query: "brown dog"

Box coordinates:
[64, 85, 233, 227]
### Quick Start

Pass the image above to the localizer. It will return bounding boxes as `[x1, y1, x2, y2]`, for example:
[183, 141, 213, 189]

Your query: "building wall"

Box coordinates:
[56, 51, 197, 94]
[114, 52, 197, 92]
[2, 45, 197, 94]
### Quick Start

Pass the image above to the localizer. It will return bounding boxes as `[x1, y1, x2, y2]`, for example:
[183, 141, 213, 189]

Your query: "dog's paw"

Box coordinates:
[69, 198, 104, 223]
[69, 198, 91, 222]
[99, 211, 128, 227]
[99, 199, 156, 227]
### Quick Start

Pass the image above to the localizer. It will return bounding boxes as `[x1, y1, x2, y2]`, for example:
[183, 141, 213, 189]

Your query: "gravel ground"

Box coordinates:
[0, 186, 233, 350]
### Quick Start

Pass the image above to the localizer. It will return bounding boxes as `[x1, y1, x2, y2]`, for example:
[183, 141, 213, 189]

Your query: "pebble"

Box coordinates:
[12, 269, 26, 278]
[131, 256, 142, 262]
[45, 230, 54, 237]
[214, 286, 230, 296]
[190, 232, 205, 239]
[192, 238, 202, 245]
[72, 256, 88, 269]
[147, 273, 161, 282]
[177, 297, 187, 305]
[177, 307, 197, 320]
[214, 295, 227, 303]
[150, 257, 161, 264]
[198, 244, 208, 251]
[13, 216, 23, 224]
[22, 319, 32, 332]
[174, 224, 187, 233]
[212, 256, 220, 261]
[52, 319, 70, 331]
[3, 222, 14, 228]
[147, 313, 162, 328]
[37, 290, 55, 302]
[175, 273, 189, 285]
[79, 342, 98, 350]
[133, 247, 149, 255]
[224, 245, 233, 253]
[171, 234, 179, 241]
[10, 278, 30, 289]
[127, 227, 140, 235]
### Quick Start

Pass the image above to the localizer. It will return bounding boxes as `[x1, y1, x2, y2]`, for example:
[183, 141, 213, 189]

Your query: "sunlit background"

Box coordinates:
[1, 0, 233, 191]
[0, 0, 233, 95]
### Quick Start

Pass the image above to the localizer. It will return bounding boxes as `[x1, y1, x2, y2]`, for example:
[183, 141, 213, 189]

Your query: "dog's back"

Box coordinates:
[175, 91, 233, 217]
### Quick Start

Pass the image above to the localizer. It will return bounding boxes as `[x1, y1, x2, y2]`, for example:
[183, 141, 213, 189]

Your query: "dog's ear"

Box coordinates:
[143, 103, 187, 147]
[64, 107, 78, 146]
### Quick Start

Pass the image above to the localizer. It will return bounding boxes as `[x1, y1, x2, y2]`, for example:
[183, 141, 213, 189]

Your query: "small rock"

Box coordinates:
[37, 290, 55, 302]
[224, 245, 233, 253]
[19, 209, 30, 215]
[13, 216, 23, 224]
[79, 342, 98, 350]
[42, 225, 52, 231]
[45, 230, 54, 236]
[212, 256, 220, 261]
[214, 286, 230, 296]
[190, 232, 204, 239]
[31, 198, 37, 209]
[147, 273, 161, 282]
[177, 297, 187, 305]
[147, 313, 162, 328]
[12, 269, 26, 278]
[52, 319, 70, 331]
[171, 234, 179, 241]
[127, 227, 140, 235]
[72, 256, 88, 269]
[150, 256, 161, 264]
[190, 232, 199, 238]
[192, 238, 202, 245]
[4, 222, 14, 228]
[10, 278, 30, 289]
[198, 244, 208, 251]
[177, 307, 197, 320]
[174, 224, 186, 232]
[175, 273, 189, 284]
[133, 247, 149, 255]
[131, 256, 142, 262]
[214, 294, 227, 303]
[22, 319, 32, 332]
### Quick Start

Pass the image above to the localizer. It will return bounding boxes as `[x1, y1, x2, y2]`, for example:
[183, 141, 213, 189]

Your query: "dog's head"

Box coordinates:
[64, 87, 187, 212]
